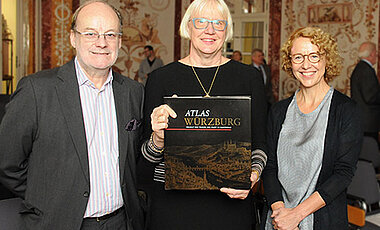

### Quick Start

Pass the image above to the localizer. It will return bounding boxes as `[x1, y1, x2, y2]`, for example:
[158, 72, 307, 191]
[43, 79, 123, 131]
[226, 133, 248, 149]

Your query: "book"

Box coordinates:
[163, 96, 252, 190]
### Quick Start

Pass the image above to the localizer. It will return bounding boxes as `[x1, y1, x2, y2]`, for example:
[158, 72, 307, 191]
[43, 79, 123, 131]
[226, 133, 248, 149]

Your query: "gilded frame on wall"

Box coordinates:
[308, 3, 353, 25]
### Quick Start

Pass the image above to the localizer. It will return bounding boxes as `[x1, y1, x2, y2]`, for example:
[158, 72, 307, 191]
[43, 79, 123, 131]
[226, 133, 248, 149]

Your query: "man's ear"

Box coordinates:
[70, 30, 76, 49]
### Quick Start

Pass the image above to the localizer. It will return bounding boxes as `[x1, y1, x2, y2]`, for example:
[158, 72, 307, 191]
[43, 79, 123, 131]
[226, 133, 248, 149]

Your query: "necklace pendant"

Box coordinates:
[191, 64, 220, 99]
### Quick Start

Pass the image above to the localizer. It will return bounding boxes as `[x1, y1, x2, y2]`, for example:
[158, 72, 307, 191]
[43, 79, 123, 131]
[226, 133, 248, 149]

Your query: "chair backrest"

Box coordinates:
[0, 198, 23, 230]
[359, 136, 380, 168]
[348, 160, 380, 205]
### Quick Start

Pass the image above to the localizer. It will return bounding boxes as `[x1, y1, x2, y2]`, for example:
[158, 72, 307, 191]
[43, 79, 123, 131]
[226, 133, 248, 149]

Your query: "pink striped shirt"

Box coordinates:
[75, 59, 123, 218]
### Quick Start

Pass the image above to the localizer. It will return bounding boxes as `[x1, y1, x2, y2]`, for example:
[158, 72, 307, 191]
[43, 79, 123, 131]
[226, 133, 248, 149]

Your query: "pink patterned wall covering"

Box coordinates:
[279, 0, 379, 99]
[42, 0, 177, 82]
[105, 0, 174, 82]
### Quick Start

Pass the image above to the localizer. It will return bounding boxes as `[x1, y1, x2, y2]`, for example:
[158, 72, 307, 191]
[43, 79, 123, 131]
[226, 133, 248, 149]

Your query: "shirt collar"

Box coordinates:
[252, 63, 260, 69]
[361, 58, 374, 68]
[74, 57, 113, 88]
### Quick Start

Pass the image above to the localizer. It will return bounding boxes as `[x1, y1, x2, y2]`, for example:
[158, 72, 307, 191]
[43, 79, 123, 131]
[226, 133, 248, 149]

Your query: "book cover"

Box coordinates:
[163, 96, 251, 190]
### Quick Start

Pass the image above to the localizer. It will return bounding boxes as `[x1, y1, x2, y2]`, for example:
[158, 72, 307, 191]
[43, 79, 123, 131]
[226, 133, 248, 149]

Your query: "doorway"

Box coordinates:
[1, 0, 41, 95]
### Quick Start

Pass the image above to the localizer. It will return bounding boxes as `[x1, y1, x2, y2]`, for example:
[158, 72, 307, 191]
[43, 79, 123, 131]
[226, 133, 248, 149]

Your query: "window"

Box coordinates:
[224, 0, 269, 65]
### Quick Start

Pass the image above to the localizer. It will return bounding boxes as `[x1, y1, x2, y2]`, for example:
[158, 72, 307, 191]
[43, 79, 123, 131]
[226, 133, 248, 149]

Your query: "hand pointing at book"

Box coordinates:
[151, 104, 177, 148]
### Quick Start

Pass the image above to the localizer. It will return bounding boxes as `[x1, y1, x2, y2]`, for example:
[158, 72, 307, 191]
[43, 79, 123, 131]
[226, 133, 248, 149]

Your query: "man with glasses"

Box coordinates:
[0, 1, 144, 229]
[138, 45, 163, 85]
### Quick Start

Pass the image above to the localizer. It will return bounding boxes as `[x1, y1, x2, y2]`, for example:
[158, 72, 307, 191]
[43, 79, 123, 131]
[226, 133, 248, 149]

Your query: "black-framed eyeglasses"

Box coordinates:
[291, 52, 321, 64]
[191, 18, 227, 31]
[73, 29, 122, 42]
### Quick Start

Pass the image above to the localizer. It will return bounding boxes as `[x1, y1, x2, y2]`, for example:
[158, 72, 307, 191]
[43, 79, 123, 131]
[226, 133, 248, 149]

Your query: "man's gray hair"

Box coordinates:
[358, 42, 376, 59]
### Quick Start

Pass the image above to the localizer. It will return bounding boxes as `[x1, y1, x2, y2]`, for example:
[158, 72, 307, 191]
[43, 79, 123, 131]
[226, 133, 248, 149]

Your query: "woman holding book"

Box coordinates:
[262, 27, 362, 230]
[137, 0, 268, 229]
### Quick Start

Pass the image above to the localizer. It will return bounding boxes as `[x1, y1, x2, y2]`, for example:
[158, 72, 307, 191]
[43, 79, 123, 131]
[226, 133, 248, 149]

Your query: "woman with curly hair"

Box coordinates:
[262, 27, 362, 230]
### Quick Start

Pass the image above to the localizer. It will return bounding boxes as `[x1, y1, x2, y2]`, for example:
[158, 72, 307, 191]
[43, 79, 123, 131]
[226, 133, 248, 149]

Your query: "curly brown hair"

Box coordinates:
[281, 27, 342, 82]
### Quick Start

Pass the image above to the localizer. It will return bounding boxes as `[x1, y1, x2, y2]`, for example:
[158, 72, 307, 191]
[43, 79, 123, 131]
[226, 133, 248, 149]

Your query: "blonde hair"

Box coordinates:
[179, 0, 233, 42]
[281, 27, 342, 82]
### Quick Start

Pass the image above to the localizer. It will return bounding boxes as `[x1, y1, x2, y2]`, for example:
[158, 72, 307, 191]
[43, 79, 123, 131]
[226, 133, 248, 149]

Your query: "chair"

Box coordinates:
[360, 137, 380, 169]
[347, 160, 380, 213]
[347, 203, 365, 227]
[347, 160, 380, 229]
[0, 198, 23, 230]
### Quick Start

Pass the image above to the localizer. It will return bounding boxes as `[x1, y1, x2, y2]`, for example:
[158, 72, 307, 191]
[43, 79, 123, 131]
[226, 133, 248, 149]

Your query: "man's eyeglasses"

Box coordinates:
[191, 18, 227, 31]
[73, 29, 122, 42]
[291, 52, 321, 64]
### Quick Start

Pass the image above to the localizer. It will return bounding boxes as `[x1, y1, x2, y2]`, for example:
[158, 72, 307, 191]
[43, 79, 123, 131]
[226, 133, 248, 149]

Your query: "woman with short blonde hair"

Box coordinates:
[139, 0, 268, 229]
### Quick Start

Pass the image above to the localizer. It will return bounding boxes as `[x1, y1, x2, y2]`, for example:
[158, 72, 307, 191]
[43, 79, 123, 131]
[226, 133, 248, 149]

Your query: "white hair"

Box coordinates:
[179, 0, 233, 42]
[358, 42, 376, 59]
[358, 49, 371, 58]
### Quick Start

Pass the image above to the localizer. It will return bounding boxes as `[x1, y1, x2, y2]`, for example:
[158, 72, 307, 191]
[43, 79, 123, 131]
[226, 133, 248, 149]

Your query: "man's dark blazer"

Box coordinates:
[0, 60, 145, 230]
[350, 60, 380, 132]
[253, 64, 275, 106]
[262, 64, 276, 106]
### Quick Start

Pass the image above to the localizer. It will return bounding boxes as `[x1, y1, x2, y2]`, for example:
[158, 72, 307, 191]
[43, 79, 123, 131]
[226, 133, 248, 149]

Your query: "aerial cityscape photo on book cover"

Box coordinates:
[163, 96, 252, 190]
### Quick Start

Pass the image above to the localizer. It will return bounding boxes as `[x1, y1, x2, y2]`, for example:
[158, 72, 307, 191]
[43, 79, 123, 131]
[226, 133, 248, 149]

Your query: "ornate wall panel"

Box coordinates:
[280, 0, 379, 99]
[41, 0, 79, 69]
[103, 0, 174, 80]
